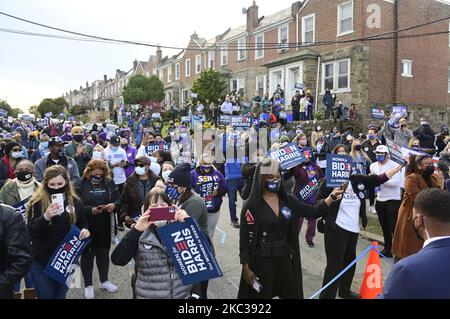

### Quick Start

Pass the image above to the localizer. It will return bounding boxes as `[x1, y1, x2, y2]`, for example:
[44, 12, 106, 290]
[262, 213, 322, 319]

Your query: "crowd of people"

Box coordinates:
[0, 92, 449, 300]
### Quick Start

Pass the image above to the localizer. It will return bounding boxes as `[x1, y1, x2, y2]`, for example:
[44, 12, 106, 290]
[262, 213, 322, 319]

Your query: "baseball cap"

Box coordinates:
[110, 135, 121, 146]
[49, 137, 66, 148]
[375, 145, 389, 153]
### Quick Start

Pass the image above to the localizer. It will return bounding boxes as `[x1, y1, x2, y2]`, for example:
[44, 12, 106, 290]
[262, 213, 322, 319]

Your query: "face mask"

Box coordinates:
[422, 165, 435, 176]
[135, 166, 147, 176]
[264, 180, 281, 193]
[40, 142, 49, 149]
[162, 170, 172, 182]
[165, 185, 181, 201]
[73, 134, 84, 143]
[153, 220, 168, 228]
[92, 151, 103, 159]
[368, 134, 375, 140]
[355, 145, 362, 151]
[90, 175, 103, 184]
[412, 145, 421, 151]
[200, 165, 213, 174]
[376, 155, 387, 163]
[338, 152, 347, 156]
[47, 185, 65, 195]
[149, 157, 158, 163]
[57, 150, 65, 158]
[10, 151, 23, 159]
[317, 127, 321, 131]
[16, 171, 33, 183]
[111, 146, 119, 152]
[121, 145, 129, 150]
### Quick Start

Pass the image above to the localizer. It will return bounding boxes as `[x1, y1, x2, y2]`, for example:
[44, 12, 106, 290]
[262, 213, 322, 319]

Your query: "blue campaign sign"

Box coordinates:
[326, 154, 353, 187]
[146, 142, 171, 154]
[45, 112, 53, 118]
[181, 116, 191, 123]
[157, 217, 223, 285]
[371, 108, 385, 119]
[295, 83, 304, 90]
[68, 116, 76, 121]
[297, 176, 320, 202]
[231, 116, 252, 128]
[386, 139, 406, 166]
[43, 225, 91, 286]
[270, 143, 307, 170]
[13, 197, 31, 220]
[219, 115, 231, 125]
[392, 105, 407, 114]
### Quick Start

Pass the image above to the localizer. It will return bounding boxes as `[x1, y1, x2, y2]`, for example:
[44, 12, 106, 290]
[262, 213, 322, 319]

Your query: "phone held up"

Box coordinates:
[51, 194, 65, 215]
[148, 206, 176, 222]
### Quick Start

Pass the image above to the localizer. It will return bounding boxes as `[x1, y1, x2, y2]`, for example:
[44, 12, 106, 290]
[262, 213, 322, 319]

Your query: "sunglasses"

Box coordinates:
[135, 163, 148, 168]
[11, 148, 22, 152]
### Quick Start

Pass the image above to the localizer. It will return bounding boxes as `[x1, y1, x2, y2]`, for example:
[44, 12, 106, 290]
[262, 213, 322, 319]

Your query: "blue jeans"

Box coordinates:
[30, 262, 69, 299]
[14, 272, 34, 293]
[227, 178, 244, 222]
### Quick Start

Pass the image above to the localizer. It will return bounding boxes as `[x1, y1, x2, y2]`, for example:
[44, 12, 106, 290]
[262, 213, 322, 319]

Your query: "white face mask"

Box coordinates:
[92, 151, 103, 160]
[135, 166, 147, 176]
[149, 156, 158, 163]
[162, 170, 172, 182]
[11, 151, 23, 159]
[153, 220, 168, 228]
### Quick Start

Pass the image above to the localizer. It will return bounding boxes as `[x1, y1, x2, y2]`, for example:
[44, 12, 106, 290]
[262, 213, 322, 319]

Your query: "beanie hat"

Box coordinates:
[168, 163, 193, 188]
[5, 142, 21, 155]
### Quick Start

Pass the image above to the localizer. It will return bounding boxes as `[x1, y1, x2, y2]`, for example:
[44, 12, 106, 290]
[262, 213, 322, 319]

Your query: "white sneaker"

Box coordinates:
[84, 286, 95, 299]
[100, 281, 118, 293]
[369, 206, 377, 214]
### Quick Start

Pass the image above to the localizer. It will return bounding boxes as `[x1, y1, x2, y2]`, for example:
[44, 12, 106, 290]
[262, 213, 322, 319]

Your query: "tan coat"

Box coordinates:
[392, 173, 442, 259]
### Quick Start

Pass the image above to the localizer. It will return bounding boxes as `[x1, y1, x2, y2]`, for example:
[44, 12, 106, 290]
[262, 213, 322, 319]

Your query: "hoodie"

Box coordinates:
[191, 167, 228, 213]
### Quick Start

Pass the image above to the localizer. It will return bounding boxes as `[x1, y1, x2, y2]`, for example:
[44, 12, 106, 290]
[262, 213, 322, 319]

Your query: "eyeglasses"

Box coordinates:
[121, 145, 128, 147]
[11, 148, 22, 152]
[135, 163, 147, 167]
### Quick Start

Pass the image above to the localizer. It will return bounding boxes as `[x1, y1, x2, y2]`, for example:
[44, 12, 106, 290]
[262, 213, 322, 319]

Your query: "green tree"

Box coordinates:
[192, 69, 227, 104]
[29, 105, 40, 117]
[0, 99, 14, 116]
[123, 75, 164, 105]
[37, 97, 67, 117]
[11, 108, 21, 118]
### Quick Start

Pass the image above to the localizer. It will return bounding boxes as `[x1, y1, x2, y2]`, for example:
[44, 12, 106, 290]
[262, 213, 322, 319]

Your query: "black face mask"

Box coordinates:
[90, 175, 104, 184]
[16, 171, 33, 183]
[422, 165, 435, 176]
[73, 134, 84, 143]
[355, 145, 362, 151]
[47, 185, 65, 195]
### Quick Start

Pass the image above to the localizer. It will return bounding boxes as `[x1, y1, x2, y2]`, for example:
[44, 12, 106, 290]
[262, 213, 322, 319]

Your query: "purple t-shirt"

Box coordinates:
[124, 146, 137, 177]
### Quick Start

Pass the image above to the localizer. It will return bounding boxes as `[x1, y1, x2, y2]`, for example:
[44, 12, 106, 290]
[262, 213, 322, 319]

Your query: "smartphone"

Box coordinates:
[51, 194, 65, 215]
[252, 278, 263, 293]
[149, 206, 176, 222]
[340, 181, 350, 193]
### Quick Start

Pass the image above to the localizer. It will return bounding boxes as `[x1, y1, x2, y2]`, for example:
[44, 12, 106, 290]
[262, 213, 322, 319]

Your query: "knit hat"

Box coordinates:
[5, 142, 21, 155]
[168, 163, 193, 188]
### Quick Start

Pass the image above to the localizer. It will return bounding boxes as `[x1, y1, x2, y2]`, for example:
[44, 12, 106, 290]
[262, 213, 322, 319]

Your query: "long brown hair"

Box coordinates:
[83, 159, 112, 182]
[27, 165, 79, 224]
[142, 188, 172, 212]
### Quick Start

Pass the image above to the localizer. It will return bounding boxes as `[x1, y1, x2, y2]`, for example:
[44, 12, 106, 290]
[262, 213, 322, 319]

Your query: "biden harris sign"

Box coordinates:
[157, 217, 223, 285]
[270, 143, 307, 170]
[326, 154, 353, 188]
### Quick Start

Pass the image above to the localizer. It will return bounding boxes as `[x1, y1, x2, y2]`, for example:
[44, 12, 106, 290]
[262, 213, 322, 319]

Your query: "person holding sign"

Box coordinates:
[238, 158, 344, 299]
[27, 165, 90, 299]
[191, 154, 228, 241]
[74, 160, 121, 299]
[369, 146, 403, 258]
[111, 188, 195, 299]
[0, 160, 39, 299]
[317, 149, 404, 299]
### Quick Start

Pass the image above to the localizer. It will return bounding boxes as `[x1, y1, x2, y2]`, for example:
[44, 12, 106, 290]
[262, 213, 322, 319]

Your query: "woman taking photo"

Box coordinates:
[74, 159, 121, 299]
[238, 157, 344, 299]
[349, 139, 370, 176]
[317, 147, 404, 299]
[111, 188, 195, 299]
[392, 154, 443, 261]
[27, 165, 90, 299]
[191, 154, 228, 241]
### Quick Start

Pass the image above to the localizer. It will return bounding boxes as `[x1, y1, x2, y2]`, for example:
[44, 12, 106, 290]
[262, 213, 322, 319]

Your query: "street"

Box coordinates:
[67, 196, 393, 300]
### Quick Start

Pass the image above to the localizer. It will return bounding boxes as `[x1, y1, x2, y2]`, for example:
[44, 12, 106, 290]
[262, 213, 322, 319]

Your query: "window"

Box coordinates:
[195, 55, 201, 74]
[256, 75, 266, 97]
[208, 51, 215, 69]
[338, 1, 354, 36]
[185, 59, 191, 77]
[401, 60, 413, 77]
[302, 14, 315, 44]
[221, 45, 228, 66]
[238, 38, 246, 61]
[278, 25, 289, 51]
[255, 34, 264, 59]
[158, 70, 163, 82]
[230, 79, 238, 92]
[167, 66, 172, 83]
[448, 67, 450, 93]
[321, 58, 351, 92]
[182, 89, 190, 104]
[175, 63, 180, 80]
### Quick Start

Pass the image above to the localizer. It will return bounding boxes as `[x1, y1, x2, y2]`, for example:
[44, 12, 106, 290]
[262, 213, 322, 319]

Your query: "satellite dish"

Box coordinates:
[242, 7, 247, 14]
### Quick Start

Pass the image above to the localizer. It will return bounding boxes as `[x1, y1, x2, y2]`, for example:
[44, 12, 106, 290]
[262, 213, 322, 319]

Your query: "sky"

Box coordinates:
[0, 0, 296, 112]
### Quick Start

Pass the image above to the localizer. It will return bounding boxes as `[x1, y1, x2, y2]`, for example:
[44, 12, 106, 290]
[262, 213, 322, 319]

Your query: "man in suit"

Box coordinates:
[379, 188, 450, 299]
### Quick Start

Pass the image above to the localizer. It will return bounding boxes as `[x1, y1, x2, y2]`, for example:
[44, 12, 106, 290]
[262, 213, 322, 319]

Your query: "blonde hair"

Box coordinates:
[27, 165, 79, 224]
[408, 138, 420, 149]
[349, 139, 371, 162]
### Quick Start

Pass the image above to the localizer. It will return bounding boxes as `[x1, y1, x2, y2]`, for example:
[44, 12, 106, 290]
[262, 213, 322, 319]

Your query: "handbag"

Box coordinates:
[317, 217, 326, 234]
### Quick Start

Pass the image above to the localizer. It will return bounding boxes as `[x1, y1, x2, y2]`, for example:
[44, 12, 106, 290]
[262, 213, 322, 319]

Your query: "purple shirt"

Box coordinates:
[124, 146, 137, 177]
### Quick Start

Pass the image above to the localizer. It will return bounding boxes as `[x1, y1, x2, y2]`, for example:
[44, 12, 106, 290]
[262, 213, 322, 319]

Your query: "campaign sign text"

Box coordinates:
[219, 115, 231, 125]
[196, 175, 219, 210]
[43, 225, 91, 286]
[157, 217, 223, 285]
[146, 142, 171, 154]
[386, 139, 406, 165]
[371, 108, 385, 119]
[181, 116, 191, 123]
[326, 154, 352, 187]
[270, 143, 307, 170]
[297, 176, 320, 202]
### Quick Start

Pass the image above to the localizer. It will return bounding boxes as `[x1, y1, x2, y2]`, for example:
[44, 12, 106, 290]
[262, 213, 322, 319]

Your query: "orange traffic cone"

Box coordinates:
[359, 242, 383, 299]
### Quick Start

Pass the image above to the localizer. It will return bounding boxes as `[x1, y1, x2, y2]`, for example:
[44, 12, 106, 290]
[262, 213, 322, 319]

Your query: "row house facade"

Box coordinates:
[150, 0, 450, 128]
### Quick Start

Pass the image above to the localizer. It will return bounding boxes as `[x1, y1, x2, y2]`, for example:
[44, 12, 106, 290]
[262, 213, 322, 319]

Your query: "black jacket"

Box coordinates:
[438, 154, 450, 180]
[238, 163, 329, 299]
[27, 197, 87, 266]
[74, 178, 120, 249]
[0, 205, 32, 299]
[240, 163, 256, 201]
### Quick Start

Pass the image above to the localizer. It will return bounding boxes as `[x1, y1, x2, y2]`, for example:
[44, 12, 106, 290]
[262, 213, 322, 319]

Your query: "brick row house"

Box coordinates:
[148, 0, 450, 128]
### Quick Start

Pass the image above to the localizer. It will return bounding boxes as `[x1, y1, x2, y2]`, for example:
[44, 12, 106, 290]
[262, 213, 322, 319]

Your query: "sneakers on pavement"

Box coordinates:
[84, 286, 95, 299]
[369, 206, 377, 214]
[100, 281, 118, 293]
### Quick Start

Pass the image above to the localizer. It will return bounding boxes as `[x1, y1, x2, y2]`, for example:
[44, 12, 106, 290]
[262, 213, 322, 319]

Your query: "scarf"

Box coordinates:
[16, 178, 37, 201]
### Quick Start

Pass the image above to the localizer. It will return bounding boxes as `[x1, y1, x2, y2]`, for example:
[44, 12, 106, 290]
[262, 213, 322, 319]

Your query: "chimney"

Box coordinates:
[104, 74, 107, 82]
[291, 1, 302, 16]
[156, 45, 162, 64]
[86, 81, 89, 89]
[246, 1, 259, 32]
[190, 31, 199, 41]
[133, 59, 138, 70]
